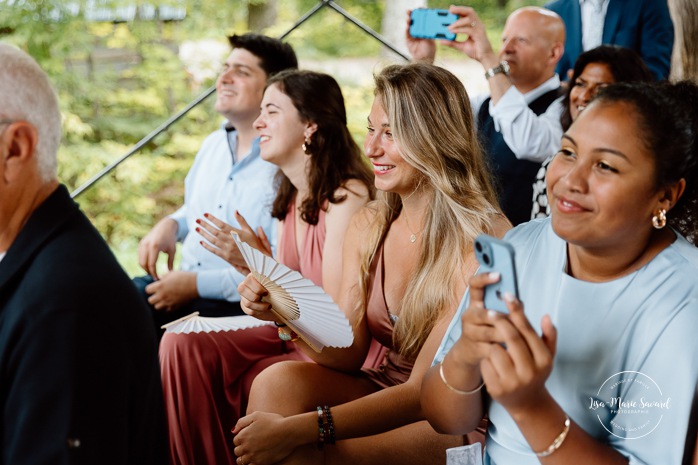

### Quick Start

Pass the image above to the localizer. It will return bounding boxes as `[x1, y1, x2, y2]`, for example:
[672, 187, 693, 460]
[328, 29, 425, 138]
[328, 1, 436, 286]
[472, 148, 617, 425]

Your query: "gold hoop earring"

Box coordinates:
[652, 209, 667, 229]
[302, 137, 311, 155]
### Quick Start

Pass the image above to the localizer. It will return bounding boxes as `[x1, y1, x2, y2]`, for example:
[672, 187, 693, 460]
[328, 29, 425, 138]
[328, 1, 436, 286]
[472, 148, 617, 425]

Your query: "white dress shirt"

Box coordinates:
[471, 75, 564, 164]
[580, 0, 610, 51]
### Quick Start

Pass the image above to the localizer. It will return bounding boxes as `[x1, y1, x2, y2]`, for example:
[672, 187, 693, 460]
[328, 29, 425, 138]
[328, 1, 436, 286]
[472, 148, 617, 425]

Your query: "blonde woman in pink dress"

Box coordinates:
[232, 62, 510, 465]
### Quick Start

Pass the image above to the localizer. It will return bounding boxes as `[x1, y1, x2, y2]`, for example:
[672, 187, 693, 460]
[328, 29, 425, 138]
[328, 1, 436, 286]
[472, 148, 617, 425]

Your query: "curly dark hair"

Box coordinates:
[266, 70, 375, 225]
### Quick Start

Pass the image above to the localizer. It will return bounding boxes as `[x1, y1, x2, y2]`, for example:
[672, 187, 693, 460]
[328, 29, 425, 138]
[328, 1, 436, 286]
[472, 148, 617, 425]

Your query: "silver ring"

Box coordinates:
[471, 21, 477, 28]
[237, 458, 244, 465]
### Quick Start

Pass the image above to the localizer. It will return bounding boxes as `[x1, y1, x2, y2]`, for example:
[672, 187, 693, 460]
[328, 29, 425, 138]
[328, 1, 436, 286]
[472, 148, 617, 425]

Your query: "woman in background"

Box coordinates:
[531, 45, 653, 219]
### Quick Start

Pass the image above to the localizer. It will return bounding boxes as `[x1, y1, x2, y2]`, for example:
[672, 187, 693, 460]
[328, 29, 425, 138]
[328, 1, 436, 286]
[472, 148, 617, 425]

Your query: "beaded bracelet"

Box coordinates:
[535, 415, 571, 457]
[323, 405, 336, 445]
[439, 362, 484, 395]
[316, 405, 337, 449]
[316, 406, 325, 449]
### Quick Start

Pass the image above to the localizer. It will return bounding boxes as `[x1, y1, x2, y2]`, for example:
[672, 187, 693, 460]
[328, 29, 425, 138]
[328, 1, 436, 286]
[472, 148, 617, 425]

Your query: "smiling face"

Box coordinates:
[253, 83, 311, 167]
[569, 62, 615, 121]
[364, 97, 421, 196]
[215, 48, 268, 123]
[547, 101, 665, 251]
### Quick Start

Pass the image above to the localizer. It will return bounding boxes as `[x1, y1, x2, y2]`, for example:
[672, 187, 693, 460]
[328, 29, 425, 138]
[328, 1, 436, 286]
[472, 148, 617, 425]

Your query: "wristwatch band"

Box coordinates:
[484, 60, 510, 80]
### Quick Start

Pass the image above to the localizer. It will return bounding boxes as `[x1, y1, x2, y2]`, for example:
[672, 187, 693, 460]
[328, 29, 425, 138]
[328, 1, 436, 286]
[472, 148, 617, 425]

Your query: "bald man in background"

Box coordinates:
[408, 6, 566, 225]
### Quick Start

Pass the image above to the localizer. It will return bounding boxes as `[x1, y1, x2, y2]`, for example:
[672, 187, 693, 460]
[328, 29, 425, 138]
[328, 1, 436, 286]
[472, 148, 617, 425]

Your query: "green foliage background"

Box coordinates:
[0, 0, 544, 276]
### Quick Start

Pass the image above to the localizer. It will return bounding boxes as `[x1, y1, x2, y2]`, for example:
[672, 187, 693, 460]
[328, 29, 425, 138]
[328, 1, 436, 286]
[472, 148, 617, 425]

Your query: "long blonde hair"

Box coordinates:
[358, 63, 500, 359]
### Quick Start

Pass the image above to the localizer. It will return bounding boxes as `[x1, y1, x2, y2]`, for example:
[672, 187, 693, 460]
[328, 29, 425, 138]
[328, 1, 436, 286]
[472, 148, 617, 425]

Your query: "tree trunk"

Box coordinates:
[248, 0, 278, 32]
[380, 0, 426, 59]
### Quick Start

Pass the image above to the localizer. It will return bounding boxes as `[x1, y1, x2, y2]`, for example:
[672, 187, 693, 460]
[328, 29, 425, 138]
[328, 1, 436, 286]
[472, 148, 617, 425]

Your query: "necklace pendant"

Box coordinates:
[410, 233, 417, 243]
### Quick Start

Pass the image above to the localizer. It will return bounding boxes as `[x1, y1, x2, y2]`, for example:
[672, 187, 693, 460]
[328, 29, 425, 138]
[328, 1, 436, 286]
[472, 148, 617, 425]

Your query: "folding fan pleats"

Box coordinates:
[162, 312, 275, 334]
[233, 233, 354, 352]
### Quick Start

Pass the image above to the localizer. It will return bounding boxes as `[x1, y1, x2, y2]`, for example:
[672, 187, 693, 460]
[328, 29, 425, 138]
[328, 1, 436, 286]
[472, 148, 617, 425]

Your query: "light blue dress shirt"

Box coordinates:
[169, 125, 278, 302]
[435, 218, 698, 464]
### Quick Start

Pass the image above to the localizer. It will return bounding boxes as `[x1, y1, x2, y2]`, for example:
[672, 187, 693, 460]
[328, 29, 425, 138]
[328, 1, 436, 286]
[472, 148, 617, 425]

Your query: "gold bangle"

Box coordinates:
[439, 362, 484, 395]
[535, 415, 571, 457]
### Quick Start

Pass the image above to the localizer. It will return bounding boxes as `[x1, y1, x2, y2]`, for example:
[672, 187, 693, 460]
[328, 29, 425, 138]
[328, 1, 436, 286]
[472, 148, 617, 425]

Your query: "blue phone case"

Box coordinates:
[474, 234, 519, 313]
[409, 9, 457, 41]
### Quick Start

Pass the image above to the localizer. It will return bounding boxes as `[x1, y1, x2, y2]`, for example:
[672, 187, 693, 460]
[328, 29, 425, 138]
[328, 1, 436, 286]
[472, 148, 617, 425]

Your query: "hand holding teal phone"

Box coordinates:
[474, 234, 519, 313]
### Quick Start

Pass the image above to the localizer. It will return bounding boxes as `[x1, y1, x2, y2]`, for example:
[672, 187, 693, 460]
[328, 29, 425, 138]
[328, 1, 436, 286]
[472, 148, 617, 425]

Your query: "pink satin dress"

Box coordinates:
[159, 203, 388, 465]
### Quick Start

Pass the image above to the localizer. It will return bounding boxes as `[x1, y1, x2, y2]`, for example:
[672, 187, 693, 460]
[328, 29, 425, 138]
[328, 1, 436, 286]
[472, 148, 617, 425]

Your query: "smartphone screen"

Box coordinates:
[409, 9, 457, 41]
[474, 234, 519, 313]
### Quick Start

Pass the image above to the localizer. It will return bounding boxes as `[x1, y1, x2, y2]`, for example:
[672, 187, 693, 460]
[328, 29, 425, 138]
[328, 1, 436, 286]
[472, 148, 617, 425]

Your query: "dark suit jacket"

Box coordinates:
[0, 185, 167, 464]
[546, 0, 674, 80]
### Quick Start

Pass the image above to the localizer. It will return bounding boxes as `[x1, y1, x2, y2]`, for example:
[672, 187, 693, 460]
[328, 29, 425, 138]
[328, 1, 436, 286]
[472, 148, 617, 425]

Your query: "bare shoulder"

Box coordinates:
[326, 179, 372, 220]
[334, 178, 371, 202]
[347, 201, 380, 232]
[340, 202, 381, 278]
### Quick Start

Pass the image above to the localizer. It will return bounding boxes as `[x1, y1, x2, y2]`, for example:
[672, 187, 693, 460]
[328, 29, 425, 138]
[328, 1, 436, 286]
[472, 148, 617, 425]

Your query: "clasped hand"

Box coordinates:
[455, 272, 558, 413]
[232, 412, 299, 465]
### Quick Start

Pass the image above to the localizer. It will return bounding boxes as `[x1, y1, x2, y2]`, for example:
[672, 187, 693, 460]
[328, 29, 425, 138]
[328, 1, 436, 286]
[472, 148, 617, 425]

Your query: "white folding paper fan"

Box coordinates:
[232, 233, 354, 352]
[161, 312, 275, 335]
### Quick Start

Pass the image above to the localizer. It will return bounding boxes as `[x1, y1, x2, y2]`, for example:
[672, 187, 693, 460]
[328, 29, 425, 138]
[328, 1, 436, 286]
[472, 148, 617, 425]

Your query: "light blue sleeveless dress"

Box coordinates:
[435, 218, 698, 465]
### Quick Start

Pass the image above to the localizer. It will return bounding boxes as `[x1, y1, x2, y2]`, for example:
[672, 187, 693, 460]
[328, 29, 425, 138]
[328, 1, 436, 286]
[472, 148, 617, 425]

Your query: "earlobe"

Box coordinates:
[2, 122, 39, 182]
[662, 178, 687, 212]
[550, 42, 564, 63]
[304, 122, 318, 140]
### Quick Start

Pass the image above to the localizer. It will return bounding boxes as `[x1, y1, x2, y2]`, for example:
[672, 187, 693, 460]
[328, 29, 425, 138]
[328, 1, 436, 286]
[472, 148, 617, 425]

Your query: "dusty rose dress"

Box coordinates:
[159, 205, 388, 465]
[361, 244, 414, 388]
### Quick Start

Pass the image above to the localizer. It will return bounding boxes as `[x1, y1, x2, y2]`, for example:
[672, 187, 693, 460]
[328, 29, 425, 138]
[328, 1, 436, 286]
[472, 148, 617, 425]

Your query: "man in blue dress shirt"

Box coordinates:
[134, 34, 297, 336]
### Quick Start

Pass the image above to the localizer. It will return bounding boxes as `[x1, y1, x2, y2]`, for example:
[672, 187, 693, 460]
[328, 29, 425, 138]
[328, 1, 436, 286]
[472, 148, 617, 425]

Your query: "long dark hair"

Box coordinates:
[560, 45, 654, 130]
[595, 81, 698, 243]
[267, 70, 374, 225]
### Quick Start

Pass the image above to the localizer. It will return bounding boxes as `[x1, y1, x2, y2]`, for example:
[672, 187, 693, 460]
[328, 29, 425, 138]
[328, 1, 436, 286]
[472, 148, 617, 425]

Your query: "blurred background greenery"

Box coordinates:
[0, 0, 545, 276]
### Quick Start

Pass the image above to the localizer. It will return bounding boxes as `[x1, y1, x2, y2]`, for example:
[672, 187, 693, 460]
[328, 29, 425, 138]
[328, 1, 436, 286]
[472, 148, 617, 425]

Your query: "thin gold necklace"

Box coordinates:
[403, 211, 421, 243]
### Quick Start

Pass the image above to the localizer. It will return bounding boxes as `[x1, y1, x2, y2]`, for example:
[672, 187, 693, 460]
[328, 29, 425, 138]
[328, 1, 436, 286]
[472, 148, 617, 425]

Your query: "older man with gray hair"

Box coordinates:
[0, 43, 166, 464]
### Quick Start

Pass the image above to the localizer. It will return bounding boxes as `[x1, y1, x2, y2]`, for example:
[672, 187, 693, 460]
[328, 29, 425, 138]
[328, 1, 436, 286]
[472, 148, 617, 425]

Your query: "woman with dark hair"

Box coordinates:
[423, 80, 698, 464]
[159, 70, 376, 465]
[531, 45, 654, 219]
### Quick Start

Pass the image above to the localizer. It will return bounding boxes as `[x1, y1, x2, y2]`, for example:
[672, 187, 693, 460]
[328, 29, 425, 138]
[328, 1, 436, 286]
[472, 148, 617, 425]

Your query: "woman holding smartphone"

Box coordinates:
[231, 62, 509, 465]
[422, 80, 698, 464]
